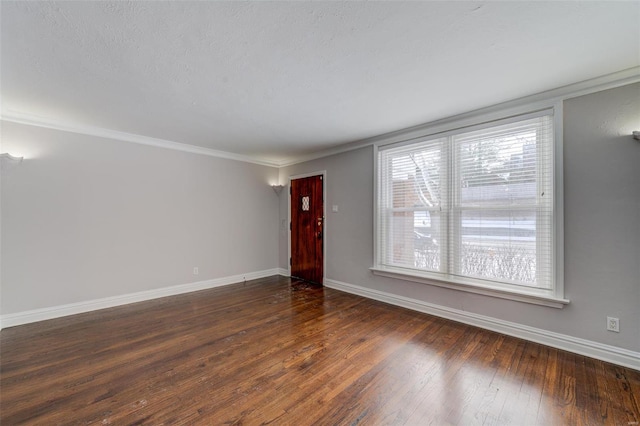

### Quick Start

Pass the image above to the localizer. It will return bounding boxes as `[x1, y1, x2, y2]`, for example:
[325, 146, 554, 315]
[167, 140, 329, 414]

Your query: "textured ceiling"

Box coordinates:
[2, 1, 639, 165]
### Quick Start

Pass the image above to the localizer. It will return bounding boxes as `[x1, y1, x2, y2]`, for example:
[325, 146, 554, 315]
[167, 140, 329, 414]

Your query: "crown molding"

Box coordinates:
[277, 66, 640, 167]
[0, 111, 282, 168]
[2, 67, 638, 169]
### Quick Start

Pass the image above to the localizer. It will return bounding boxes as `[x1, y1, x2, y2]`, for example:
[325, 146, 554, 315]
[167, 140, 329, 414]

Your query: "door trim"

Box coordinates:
[288, 170, 327, 283]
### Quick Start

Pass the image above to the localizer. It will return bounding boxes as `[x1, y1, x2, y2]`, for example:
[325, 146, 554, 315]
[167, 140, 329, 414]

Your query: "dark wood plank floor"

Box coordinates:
[1, 276, 638, 425]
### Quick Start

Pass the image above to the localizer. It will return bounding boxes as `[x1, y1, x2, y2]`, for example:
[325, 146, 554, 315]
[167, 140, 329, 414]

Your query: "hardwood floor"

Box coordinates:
[1, 276, 638, 425]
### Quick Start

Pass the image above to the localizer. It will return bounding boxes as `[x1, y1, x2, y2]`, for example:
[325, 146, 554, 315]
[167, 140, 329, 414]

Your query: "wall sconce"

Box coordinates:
[271, 184, 285, 195]
[0, 153, 24, 162]
[633, 131, 640, 141]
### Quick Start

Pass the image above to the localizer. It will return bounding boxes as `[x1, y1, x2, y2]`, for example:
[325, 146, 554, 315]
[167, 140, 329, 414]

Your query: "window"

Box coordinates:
[374, 109, 565, 306]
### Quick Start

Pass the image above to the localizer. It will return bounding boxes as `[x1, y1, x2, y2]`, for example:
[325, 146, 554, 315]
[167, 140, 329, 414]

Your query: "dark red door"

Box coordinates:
[291, 175, 324, 284]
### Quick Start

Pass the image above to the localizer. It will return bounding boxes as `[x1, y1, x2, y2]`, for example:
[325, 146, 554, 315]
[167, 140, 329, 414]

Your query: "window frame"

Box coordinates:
[372, 102, 567, 308]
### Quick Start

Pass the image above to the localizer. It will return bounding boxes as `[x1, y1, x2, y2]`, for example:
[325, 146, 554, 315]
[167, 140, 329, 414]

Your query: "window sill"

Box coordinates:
[370, 266, 569, 309]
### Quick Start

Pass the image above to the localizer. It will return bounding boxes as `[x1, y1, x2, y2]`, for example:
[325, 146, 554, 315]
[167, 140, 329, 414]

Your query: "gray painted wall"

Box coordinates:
[1, 122, 280, 314]
[279, 83, 640, 352]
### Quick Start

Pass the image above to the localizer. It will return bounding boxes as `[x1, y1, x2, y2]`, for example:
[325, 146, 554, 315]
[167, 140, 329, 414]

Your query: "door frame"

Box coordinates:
[288, 170, 327, 283]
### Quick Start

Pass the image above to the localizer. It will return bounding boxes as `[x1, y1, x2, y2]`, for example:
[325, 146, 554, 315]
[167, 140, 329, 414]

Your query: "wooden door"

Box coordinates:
[291, 175, 324, 284]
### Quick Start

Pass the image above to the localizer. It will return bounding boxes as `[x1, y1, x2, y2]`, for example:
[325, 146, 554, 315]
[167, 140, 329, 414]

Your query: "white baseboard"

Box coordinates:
[277, 268, 290, 277]
[324, 278, 640, 371]
[0, 268, 280, 330]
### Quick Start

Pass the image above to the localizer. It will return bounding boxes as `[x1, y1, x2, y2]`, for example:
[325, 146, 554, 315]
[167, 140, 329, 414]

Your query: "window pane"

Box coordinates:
[414, 211, 442, 272]
[390, 145, 442, 208]
[389, 210, 442, 272]
[457, 126, 539, 207]
[454, 209, 538, 286]
[301, 196, 310, 211]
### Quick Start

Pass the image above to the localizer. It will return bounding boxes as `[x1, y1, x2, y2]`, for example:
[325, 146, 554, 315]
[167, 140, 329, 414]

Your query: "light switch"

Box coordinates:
[332, 205, 339, 212]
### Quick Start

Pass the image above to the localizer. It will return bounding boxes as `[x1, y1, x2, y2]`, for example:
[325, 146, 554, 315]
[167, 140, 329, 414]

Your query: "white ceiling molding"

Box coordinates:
[278, 66, 640, 167]
[1, 110, 282, 168]
[2, 67, 638, 169]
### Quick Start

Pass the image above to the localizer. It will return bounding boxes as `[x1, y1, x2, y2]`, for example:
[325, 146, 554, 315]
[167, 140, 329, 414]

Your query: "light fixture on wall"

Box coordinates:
[0, 153, 24, 162]
[633, 131, 640, 141]
[271, 184, 285, 195]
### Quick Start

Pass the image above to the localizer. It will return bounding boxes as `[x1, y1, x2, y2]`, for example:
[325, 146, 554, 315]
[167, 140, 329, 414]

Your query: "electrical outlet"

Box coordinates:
[607, 316, 619, 332]
[193, 267, 199, 275]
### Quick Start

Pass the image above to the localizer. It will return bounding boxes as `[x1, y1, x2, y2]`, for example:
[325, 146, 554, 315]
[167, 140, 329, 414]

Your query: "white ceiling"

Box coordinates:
[2, 1, 639, 165]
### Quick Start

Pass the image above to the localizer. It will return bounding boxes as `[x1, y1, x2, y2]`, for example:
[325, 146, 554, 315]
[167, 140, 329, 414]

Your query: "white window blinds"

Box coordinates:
[377, 111, 555, 291]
